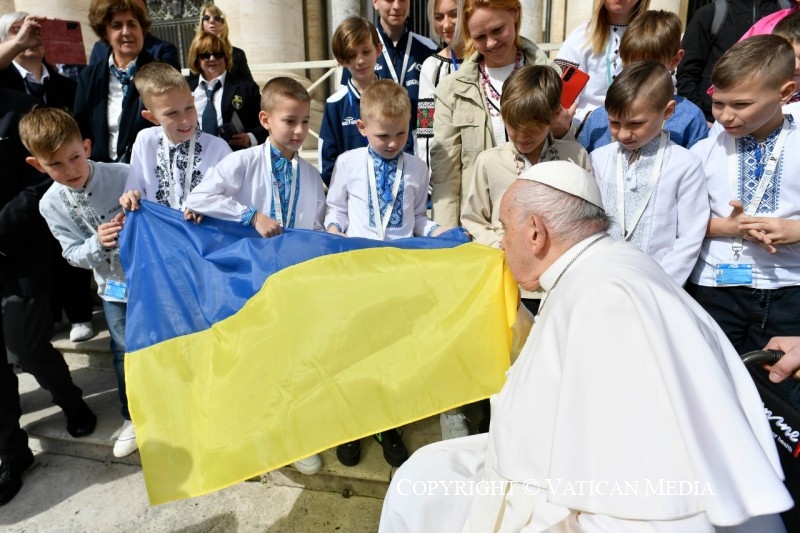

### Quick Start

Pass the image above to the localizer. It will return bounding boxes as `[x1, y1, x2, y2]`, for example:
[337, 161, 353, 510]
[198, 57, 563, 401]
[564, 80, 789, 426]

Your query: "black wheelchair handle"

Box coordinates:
[741, 349, 785, 366]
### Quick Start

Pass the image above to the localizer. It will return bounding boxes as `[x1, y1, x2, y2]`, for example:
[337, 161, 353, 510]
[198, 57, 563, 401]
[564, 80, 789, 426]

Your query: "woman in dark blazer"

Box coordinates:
[195, 2, 253, 82]
[186, 33, 266, 151]
[73, 0, 163, 163]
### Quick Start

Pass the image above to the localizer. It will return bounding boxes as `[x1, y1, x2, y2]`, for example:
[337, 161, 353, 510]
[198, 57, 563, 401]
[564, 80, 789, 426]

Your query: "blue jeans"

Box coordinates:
[102, 299, 129, 420]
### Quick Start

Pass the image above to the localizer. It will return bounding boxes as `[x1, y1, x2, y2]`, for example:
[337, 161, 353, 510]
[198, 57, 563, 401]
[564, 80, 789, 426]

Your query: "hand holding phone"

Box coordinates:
[560, 66, 590, 109]
[39, 19, 85, 65]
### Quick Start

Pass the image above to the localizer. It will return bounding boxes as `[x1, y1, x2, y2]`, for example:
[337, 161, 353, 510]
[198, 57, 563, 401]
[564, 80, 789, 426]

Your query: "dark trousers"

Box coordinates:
[686, 284, 800, 354]
[1, 293, 85, 418]
[50, 258, 93, 324]
[0, 362, 28, 464]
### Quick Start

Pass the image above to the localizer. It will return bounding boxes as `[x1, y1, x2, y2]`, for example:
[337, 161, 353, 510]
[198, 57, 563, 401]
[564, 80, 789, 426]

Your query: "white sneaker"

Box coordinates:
[293, 454, 322, 475]
[113, 420, 138, 458]
[440, 412, 470, 440]
[69, 322, 95, 342]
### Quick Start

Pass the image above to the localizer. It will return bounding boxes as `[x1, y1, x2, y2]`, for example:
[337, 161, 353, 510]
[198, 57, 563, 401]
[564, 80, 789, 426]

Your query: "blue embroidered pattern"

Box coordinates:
[738, 125, 784, 214]
[155, 128, 205, 208]
[268, 144, 301, 228]
[366, 148, 404, 230]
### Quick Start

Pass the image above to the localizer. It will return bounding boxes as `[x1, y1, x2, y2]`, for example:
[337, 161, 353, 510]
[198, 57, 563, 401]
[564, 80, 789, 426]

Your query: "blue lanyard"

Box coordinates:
[450, 49, 459, 71]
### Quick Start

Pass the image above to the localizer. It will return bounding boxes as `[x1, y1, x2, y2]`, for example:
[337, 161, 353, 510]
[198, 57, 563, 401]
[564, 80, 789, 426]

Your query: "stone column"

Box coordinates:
[0, 0, 15, 15]
[328, 0, 361, 44]
[215, 0, 306, 86]
[15, 0, 93, 60]
[520, 0, 543, 44]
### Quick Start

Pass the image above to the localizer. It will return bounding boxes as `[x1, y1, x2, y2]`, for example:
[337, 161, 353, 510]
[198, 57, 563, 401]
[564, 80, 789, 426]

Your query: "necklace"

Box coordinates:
[533, 234, 606, 323]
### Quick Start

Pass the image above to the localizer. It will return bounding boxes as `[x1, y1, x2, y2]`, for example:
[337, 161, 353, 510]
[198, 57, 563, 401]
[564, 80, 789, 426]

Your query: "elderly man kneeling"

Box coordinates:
[379, 161, 792, 532]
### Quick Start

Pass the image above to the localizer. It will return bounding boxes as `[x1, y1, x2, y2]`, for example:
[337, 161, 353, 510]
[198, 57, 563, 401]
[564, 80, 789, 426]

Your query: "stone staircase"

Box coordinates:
[20, 308, 479, 500]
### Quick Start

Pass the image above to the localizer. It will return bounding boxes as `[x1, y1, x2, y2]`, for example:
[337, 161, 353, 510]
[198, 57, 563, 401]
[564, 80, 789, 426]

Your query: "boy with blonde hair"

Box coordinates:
[325, 79, 448, 466]
[591, 60, 709, 286]
[120, 62, 230, 214]
[21, 108, 135, 457]
[688, 35, 800, 355]
[579, 10, 708, 152]
[319, 17, 393, 186]
[187, 77, 325, 238]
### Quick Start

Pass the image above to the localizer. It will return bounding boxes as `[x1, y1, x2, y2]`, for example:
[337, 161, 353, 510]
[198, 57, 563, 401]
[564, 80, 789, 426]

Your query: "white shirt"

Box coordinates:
[324, 147, 438, 240]
[12, 60, 49, 87]
[125, 126, 232, 209]
[193, 72, 226, 128]
[591, 138, 709, 285]
[186, 142, 326, 230]
[107, 55, 135, 162]
[690, 121, 800, 288]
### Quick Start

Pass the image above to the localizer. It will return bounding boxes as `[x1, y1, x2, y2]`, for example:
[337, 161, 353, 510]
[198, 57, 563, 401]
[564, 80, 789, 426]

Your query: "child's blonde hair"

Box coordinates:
[619, 10, 681, 65]
[712, 35, 795, 91]
[332, 16, 380, 63]
[500, 65, 561, 130]
[587, 0, 650, 55]
[133, 62, 190, 108]
[260, 77, 311, 112]
[19, 107, 83, 158]
[360, 79, 411, 123]
[605, 60, 673, 118]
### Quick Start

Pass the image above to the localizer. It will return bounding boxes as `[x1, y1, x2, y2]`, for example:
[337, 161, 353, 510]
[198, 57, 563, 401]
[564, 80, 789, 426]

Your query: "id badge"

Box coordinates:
[104, 279, 127, 299]
[715, 263, 753, 285]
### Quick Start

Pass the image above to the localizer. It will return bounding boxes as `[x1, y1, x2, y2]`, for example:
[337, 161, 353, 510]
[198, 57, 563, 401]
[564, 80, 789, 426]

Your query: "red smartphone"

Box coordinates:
[39, 19, 86, 65]
[560, 66, 590, 109]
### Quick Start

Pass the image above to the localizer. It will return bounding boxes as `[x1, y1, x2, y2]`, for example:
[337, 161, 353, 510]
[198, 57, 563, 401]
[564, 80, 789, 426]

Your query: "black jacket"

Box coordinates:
[187, 71, 267, 149]
[0, 89, 59, 296]
[677, 0, 786, 122]
[0, 62, 76, 112]
[73, 49, 159, 163]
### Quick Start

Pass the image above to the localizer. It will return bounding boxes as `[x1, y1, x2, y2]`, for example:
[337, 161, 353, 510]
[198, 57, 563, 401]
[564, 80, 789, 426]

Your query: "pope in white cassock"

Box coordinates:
[379, 161, 794, 532]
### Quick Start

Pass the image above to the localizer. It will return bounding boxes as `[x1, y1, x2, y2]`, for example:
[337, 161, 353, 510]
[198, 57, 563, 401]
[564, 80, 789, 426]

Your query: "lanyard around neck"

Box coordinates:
[377, 31, 413, 86]
[615, 131, 668, 240]
[162, 133, 196, 210]
[726, 118, 790, 258]
[367, 153, 404, 241]
[449, 48, 459, 71]
[265, 145, 299, 228]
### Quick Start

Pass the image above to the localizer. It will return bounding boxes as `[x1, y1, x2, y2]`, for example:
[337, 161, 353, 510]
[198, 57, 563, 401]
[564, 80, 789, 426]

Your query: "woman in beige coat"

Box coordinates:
[429, 0, 564, 226]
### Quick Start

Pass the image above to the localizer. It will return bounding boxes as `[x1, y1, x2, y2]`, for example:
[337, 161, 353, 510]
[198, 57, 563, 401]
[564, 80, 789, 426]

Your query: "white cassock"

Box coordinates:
[380, 235, 792, 532]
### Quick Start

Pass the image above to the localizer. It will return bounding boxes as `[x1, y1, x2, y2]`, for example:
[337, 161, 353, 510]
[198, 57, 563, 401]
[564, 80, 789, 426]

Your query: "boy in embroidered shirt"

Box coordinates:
[579, 10, 709, 153]
[462, 65, 591, 312]
[21, 108, 136, 458]
[688, 35, 800, 355]
[186, 77, 326, 238]
[325, 79, 445, 240]
[319, 17, 385, 186]
[324, 79, 447, 467]
[119, 62, 231, 215]
[591, 61, 708, 286]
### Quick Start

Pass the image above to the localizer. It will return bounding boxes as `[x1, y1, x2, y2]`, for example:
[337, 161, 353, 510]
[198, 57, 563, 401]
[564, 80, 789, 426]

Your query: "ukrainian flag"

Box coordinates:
[121, 201, 517, 504]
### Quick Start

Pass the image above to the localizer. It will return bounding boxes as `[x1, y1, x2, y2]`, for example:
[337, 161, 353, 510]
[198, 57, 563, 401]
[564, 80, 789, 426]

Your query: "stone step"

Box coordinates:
[21, 354, 481, 499]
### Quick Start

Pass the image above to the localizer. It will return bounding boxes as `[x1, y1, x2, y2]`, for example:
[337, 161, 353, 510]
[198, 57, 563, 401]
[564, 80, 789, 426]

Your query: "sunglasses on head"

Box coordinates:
[198, 51, 223, 61]
[202, 15, 224, 23]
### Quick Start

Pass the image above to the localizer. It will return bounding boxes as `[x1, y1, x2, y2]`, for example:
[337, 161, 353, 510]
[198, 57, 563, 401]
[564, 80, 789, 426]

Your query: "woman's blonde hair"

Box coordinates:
[196, 2, 229, 42]
[461, 0, 522, 58]
[587, 0, 650, 55]
[188, 33, 233, 76]
[427, 0, 464, 49]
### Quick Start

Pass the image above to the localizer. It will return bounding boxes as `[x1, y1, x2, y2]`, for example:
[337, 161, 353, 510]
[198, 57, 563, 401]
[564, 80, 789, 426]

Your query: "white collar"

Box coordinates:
[200, 71, 227, 89]
[538, 232, 607, 292]
[12, 60, 49, 83]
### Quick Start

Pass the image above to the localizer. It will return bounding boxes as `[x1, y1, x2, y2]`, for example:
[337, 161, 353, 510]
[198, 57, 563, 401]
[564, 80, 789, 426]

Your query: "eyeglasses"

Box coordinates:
[202, 15, 224, 23]
[198, 51, 223, 61]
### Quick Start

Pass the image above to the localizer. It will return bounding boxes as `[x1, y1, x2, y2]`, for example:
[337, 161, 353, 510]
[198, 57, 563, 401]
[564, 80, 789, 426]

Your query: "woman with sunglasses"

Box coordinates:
[195, 2, 253, 82]
[187, 33, 265, 150]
